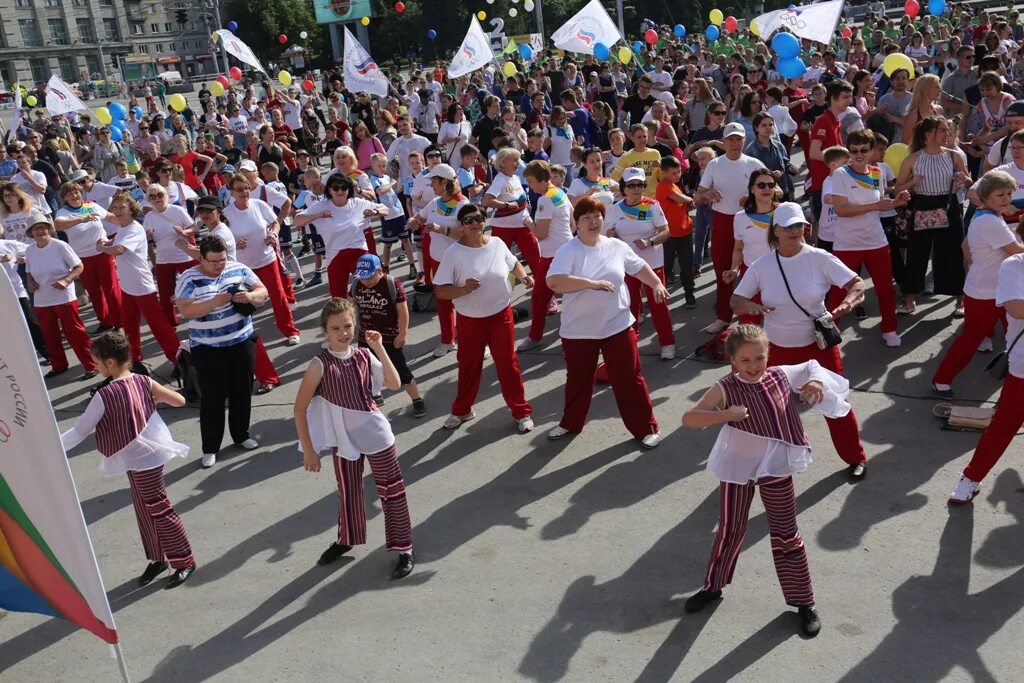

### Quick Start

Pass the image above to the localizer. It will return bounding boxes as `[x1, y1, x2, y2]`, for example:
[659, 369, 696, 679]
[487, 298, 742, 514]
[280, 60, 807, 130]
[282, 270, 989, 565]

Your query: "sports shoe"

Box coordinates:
[952, 302, 965, 318]
[201, 452, 216, 468]
[396, 252, 407, 262]
[949, 475, 980, 504]
[44, 368, 68, 379]
[684, 589, 722, 613]
[442, 411, 475, 429]
[307, 272, 323, 287]
[517, 416, 535, 433]
[548, 425, 572, 440]
[547, 297, 559, 315]
[660, 345, 676, 360]
[882, 331, 902, 348]
[684, 293, 697, 309]
[91, 324, 115, 336]
[932, 382, 954, 399]
[412, 398, 426, 418]
[854, 305, 868, 320]
[79, 370, 99, 381]
[978, 337, 994, 353]
[641, 433, 661, 449]
[702, 319, 729, 334]
[391, 551, 415, 579]
[484, 346, 491, 360]
[293, 277, 306, 288]
[256, 383, 276, 395]
[287, 335, 301, 346]
[131, 361, 150, 376]
[433, 342, 457, 358]
[799, 606, 821, 637]
[373, 394, 385, 406]
[517, 337, 542, 352]
[318, 542, 352, 566]
[849, 462, 866, 480]
[236, 438, 259, 450]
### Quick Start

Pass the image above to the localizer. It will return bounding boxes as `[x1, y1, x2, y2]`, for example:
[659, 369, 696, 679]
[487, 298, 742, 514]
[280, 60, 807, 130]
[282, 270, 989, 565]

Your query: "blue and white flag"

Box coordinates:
[550, 0, 622, 55]
[753, 0, 845, 46]
[343, 26, 390, 98]
[448, 17, 494, 79]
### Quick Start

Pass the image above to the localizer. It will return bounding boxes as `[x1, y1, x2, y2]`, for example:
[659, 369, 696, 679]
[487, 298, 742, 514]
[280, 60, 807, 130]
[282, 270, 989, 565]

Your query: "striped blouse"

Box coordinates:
[174, 261, 261, 348]
[911, 150, 954, 196]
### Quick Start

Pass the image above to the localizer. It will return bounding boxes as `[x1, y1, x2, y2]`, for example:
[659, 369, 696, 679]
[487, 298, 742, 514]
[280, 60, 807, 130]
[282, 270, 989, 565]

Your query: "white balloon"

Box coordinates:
[300, 31, 308, 39]
[509, 7, 517, 16]
[524, 1, 534, 9]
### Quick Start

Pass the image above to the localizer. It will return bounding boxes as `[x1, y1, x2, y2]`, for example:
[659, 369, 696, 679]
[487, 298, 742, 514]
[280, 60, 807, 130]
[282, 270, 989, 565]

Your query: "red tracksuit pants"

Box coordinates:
[963, 373, 1024, 482]
[626, 267, 675, 346]
[327, 248, 368, 299]
[933, 296, 1006, 386]
[253, 337, 280, 386]
[252, 262, 300, 338]
[121, 292, 180, 366]
[37, 301, 95, 373]
[492, 226, 542, 276]
[452, 308, 531, 419]
[127, 465, 194, 569]
[711, 211, 737, 324]
[79, 253, 122, 328]
[827, 246, 898, 334]
[424, 245, 456, 345]
[332, 445, 412, 552]
[527, 256, 554, 342]
[155, 261, 194, 327]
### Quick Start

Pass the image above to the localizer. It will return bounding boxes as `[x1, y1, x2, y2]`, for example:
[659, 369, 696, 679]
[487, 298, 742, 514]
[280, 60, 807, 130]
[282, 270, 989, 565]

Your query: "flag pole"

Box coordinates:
[114, 642, 131, 683]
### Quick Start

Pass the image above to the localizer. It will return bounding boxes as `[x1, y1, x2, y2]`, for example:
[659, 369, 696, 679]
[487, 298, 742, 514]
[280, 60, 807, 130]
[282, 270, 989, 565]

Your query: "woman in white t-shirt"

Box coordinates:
[545, 196, 666, 448]
[0, 183, 37, 244]
[143, 183, 197, 327]
[0, 224, 48, 359]
[483, 148, 543, 278]
[11, 152, 50, 214]
[605, 167, 676, 359]
[434, 204, 535, 433]
[934, 171, 1024, 398]
[732, 201, 871, 479]
[24, 213, 97, 379]
[567, 148, 617, 209]
[724, 169, 779, 327]
[53, 182, 123, 333]
[438, 103, 473, 165]
[544, 106, 575, 166]
[97, 191, 181, 369]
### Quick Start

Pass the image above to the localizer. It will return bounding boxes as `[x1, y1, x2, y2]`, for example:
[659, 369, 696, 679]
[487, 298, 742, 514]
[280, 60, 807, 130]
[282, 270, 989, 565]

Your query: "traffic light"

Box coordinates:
[174, 9, 187, 25]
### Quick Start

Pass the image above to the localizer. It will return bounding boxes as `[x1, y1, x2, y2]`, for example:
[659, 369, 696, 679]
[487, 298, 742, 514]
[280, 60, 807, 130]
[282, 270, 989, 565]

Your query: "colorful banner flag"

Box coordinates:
[213, 29, 268, 75]
[44, 76, 88, 117]
[752, 0, 846, 46]
[447, 17, 495, 79]
[342, 26, 390, 99]
[550, 0, 622, 55]
[0, 273, 118, 645]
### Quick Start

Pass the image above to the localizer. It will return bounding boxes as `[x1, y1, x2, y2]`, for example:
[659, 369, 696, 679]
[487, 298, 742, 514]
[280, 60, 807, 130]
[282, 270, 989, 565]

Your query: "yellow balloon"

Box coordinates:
[477, 10, 486, 20]
[503, 61, 517, 77]
[96, 107, 113, 125]
[617, 46, 632, 64]
[882, 52, 915, 78]
[211, 32, 219, 41]
[25, 95, 37, 106]
[750, 20, 760, 36]
[883, 143, 910, 175]
[210, 81, 225, 97]
[710, 8, 724, 25]
[361, 16, 370, 25]
[169, 93, 187, 112]
[278, 70, 293, 86]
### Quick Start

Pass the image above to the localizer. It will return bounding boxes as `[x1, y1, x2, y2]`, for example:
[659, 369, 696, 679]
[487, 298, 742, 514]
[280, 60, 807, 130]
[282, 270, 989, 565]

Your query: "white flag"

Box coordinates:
[214, 29, 268, 75]
[45, 76, 88, 116]
[447, 17, 494, 79]
[8, 87, 21, 141]
[550, 0, 622, 55]
[753, 0, 845, 46]
[343, 26, 390, 99]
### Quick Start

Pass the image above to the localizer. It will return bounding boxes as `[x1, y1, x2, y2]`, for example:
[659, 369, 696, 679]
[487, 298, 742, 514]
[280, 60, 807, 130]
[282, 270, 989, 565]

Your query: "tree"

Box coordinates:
[221, 0, 327, 63]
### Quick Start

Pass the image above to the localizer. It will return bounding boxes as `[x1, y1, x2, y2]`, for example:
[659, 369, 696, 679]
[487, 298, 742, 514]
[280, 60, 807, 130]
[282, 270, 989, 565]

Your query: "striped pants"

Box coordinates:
[332, 445, 412, 552]
[702, 476, 814, 608]
[126, 466, 194, 570]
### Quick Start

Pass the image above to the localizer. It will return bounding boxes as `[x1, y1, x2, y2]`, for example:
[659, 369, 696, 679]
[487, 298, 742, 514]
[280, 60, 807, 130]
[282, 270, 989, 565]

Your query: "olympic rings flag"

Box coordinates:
[448, 17, 495, 79]
[752, 0, 846, 46]
[213, 29, 269, 76]
[0, 274, 121, 652]
[550, 0, 623, 55]
[343, 26, 390, 98]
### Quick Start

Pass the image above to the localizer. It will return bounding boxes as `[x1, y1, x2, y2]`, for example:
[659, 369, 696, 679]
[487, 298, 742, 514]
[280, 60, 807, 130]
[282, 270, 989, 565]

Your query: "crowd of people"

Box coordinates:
[13, 0, 1024, 638]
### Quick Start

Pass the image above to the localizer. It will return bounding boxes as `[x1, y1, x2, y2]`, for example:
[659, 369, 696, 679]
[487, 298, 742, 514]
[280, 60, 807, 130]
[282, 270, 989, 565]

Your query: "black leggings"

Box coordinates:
[191, 336, 256, 454]
[901, 199, 966, 296]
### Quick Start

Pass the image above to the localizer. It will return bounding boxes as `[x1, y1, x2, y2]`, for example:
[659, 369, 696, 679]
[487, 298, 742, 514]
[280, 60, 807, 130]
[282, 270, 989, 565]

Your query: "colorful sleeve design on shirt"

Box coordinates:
[579, 177, 615, 193]
[747, 211, 773, 230]
[844, 164, 881, 190]
[544, 187, 568, 207]
[616, 197, 659, 221]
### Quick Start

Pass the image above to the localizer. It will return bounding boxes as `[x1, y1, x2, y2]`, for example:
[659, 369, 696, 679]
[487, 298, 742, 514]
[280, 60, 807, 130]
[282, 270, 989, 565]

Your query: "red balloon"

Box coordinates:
[904, 0, 919, 17]
[278, 34, 288, 44]
[229, 66, 242, 81]
[645, 28, 658, 45]
[303, 79, 315, 91]
[724, 16, 737, 33]
[395, 1, 405, 11]
[841, 26, 852, 38]
[215, 75, 230, 89]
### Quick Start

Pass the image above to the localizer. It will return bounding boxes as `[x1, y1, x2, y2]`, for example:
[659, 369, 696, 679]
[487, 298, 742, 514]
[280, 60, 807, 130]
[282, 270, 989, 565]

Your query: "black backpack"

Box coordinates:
[175, 347, 202, 404]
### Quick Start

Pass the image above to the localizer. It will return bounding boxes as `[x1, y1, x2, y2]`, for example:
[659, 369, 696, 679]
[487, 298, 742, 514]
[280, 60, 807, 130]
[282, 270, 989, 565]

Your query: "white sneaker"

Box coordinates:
[547, 425, 571, 440]
[484, 346, 491, 360]
[517, 337, 542, 352]
[641, 433, 662, 449]
[289, 302, 297, 311]
[660, 345, 676, 360]
[433, 342, 457, 358]
[978, 337, 994, 353]
[949, 475, 980, 504]
[201, 452, 216, 468]
[442, 411, 475, 430]
[236, 438, 259, 450]
[702, 319, 729, 335]
[517, 416, 535, 433]
[882, 331, 902, 348]
[287, 335, 301, 346]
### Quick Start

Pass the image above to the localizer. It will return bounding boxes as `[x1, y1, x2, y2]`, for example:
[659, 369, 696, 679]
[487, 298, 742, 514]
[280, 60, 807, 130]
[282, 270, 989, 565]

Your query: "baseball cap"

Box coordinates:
[722, 121, 746, 138]
[238, 159, 258, 172]
[196, 195, 223, 212]
[621, 167, 646, 184]
[1007, 100, 1024, 118]
[354, 253, 382, 279]
[219, 164, 236, 174]
[66, 169, 89, 183]
[774, 201, 807, 227]
[424, 163, 457, 181]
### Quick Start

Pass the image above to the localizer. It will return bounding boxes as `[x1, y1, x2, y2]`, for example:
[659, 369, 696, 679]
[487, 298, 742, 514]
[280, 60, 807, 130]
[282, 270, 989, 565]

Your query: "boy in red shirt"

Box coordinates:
[655, 156, 697, 308]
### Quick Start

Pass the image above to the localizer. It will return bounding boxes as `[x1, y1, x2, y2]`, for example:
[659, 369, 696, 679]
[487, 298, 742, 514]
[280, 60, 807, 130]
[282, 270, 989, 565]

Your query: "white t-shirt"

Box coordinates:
[111, 221, 158, 296]
[223, 199, 279, 270]
[143, 204, 194, 265]
[486, 172, 529, 228]
[534, 188, 573, 258]
[733, 210, 773, 267]
[2, 209, 35, 244]
[12, 170, 50, 213]
[829, 165, 888, 251]
[996, 253, 1024, 378]
[567, 177, 616, 209]
[545, 125, 574, 166]
[203, 221, 237, 260]
[548, 236, 646, 339]
[301, 197, 382, 262]
[55, 203, 109, 258]
[734, 244, 857, 348]
[819, 176, 839, 243]
[699, 154, 766, 216]
[878, 162, 897, 219]
[987, 136, 1012, 168]
[84, 181, 119, 209]
[604, 199, 668, 269]
[649, 69, 673, 91]
[417, 196, 471, 262]
[229, 114, 249, 136]
[965, 210, 1018, 300]
[0, 239, 28, 298]
[433, 238, 517, 318]
[410, 170, 435, 210]
[25, 238, 81, 308]
[386, 135, 431, 185]
[142, 181, 198, 212]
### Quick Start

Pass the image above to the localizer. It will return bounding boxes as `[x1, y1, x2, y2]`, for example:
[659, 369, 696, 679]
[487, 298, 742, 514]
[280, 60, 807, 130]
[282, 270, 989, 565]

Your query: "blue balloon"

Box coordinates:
[519, 44, 533, 60]
[111, 119, 126, 131]
[928, 0, 945, 15]
[109, 102, 126, 120]
[705, 25, 720, 42]
[109, 127, 123, 142]
[771, 32, 801, 60]
[777, 57, 807, 79]
[427, 29, 437, 41]
[633, 40, 644, 53]
[594, 42, 610, 61]
[132, 105, 144, 118]
[227, 20, 238, 31]
[787, 4, 796, 8]
[674, 24, 686, 38]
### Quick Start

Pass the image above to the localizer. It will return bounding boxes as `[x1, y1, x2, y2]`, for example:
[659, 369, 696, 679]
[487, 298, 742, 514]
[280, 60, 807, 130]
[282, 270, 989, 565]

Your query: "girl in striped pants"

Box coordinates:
[294, 298, 415, 579]
[681, 325, 855, 637]
[61, 331, 196, 589]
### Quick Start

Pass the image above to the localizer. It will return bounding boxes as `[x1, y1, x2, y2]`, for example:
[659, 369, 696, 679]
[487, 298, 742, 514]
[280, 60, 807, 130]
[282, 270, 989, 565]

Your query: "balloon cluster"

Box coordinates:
[772, 32, 805, 78]
[96, 102, 131, 140]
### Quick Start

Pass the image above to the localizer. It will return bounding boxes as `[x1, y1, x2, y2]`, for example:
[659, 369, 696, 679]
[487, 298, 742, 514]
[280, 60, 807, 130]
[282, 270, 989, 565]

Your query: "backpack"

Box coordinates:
[410, 282, 436, 313]
[350, 274, 398, 303]
[175, 346, 202, 404]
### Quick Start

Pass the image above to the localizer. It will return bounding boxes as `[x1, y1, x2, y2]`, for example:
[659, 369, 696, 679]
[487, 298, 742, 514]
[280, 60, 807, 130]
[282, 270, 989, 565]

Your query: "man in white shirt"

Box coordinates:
[386, 116, 431, 196]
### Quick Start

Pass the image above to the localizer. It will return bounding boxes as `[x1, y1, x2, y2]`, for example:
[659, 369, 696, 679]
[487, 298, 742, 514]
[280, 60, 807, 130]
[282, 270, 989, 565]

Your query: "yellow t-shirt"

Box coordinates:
[611, 148, 662, 197]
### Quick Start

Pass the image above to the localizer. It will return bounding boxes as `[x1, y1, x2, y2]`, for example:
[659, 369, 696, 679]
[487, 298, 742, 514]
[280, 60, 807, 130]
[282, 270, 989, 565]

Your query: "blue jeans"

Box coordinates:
[692, 205, 713, 271]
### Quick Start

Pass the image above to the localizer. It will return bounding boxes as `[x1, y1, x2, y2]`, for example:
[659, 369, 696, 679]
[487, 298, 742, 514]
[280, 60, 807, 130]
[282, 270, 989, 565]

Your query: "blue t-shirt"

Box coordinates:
[174, 262, 260, 348]
[369, 173, 403, 214]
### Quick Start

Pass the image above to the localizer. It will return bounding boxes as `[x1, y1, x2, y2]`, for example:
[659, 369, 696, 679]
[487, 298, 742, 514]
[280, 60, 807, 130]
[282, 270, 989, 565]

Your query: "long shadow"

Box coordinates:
[973, 469, 1024, 569]
[687, 613, 796, 683]
[633, 602, 723, 683]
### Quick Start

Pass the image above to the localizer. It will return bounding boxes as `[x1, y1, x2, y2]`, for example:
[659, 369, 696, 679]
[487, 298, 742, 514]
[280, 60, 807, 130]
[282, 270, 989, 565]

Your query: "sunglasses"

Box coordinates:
[460, 215, 485, 225]
[624, 182, 646, 189]
[778, 223, 805, 230]
[755, 181, 776, 189]
[426, 152, 442, 158]
[711, 110, 726, 115]
[147, 193, 166, 199]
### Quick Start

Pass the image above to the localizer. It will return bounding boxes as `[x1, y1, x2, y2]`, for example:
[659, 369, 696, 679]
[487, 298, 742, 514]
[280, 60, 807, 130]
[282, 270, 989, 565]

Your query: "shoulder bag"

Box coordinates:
[912, 151, 956, 231]
[985, 326, 1024, 380]
[775, 250, 842, 350]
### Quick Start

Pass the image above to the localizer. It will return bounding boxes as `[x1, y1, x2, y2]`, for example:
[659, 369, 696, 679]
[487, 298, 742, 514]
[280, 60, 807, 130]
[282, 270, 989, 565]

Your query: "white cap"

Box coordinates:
[238, 159, 258, 172]
[621, 167, 646, 184]
[424, 163, 457, 181]
[774, 201, 807, 227]
[722, 121, 746, 138]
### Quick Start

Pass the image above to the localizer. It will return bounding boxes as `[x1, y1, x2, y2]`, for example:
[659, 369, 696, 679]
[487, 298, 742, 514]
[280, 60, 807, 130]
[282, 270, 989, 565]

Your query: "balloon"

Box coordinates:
[300, 31, 308, 39]
[674, 24, 685, 37]
[787, 4, 796, 8]
[25, 95, 36, 106]
[109, 102, 126, 120]
[724, 16, 737, 33]
[524, 1, 534, 9]
[904, 0, 920, 17]
[883, 143, 910, 175]
[487, 0, 494, 3]
[109, 127, 123, 142]
[111, 119, 126, 131]
[211, 31, 219, 41]
[645, 29, 658, 44]
[132, 105, 144, 118]
[841, 26, 852, 38]
[96, 107, 112, 125]
[594, 42, 610, 60]
[519, 44, 533, 60]
[705, 25, 720, 41]
[360, 14, 369, 23]
[618, 46, 632, 64]
[750, 20, 760, 36]
[771, 31, 801, 59]
[303, 79, 315, 91]
[777, 57, 807, 79]
[227, 20, 238, 31]
[928, 0, 945, 15]
[504, 62, 518, 78]
[427, 29, 437, 40]
[508, 7, 517, 16]
[278, 34, 288, 44]
[709, 8, 724, 25]
[229, 66, 242, 81]
[477, 10, 486, 20]
[633, 40, 644, 53]
[210, 81, 225, 97]
[882, 52, 915, 77]
[278, 70, 293, 86]
[395, 1, 405, 11]
[216, 75, 230, 89]
[169, 94, 187, 112]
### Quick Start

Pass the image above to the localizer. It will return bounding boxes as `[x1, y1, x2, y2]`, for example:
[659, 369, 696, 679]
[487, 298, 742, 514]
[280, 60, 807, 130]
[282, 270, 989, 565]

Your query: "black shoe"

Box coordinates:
[391, 551, 415, 579]
[412, 398, 426, 418]
[38, 355, 50, 366]
[91, 324, 115, 336]
[684, 293, 697, 309]
[79, 370, 99, 381]
[396, 252, 407, 262]
[684, 589, 722, 613]
[44, 368, 68, 379]
[373, 394, 385, 406]
[256, 383, 276, 395]
[849, 462, 866, 480]
[854, 305, 867, 321]
[666, 273, 678, 284]
[799, 606, 821, 637]
[932, 383, 954, 400]
[138, 561, 169, 586]
[165, 564, 196, 589]
[317, 543, 352, 566]
[131, 361, 149, 376]
[307, 272, 323, 287]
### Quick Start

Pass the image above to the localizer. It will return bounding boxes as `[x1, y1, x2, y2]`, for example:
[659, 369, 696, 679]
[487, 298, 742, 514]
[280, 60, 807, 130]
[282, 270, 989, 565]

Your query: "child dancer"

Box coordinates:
[294, 298, 415, 579]
[60, 331, 196, 588]
[681, 324, 854, 637]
